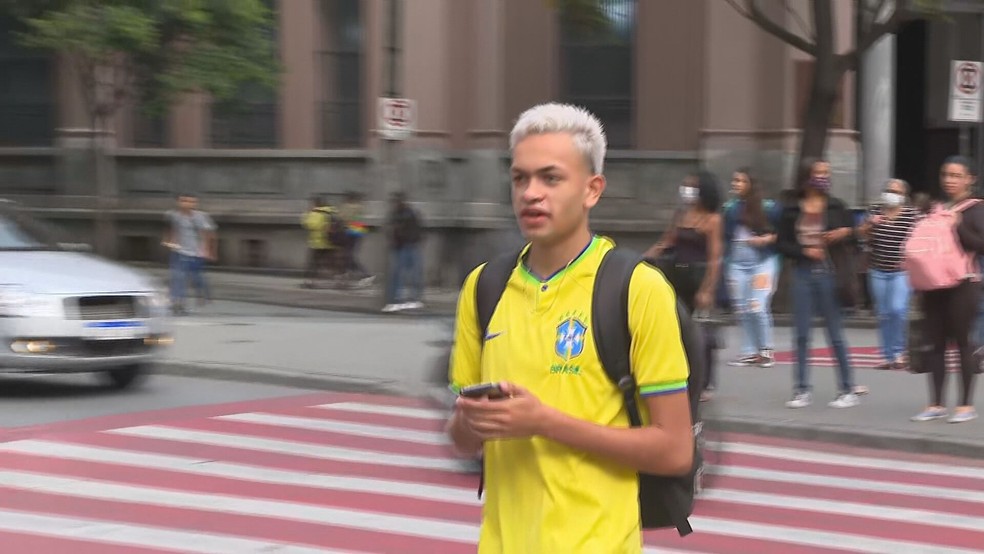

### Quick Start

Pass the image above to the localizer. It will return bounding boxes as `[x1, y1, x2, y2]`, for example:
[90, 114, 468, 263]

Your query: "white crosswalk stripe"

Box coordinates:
[0, 393, 979, 552]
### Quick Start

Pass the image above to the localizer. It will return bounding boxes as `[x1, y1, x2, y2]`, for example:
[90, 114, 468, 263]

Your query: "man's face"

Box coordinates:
[510, 133, 604, 244]
[178, 195, 197, 211]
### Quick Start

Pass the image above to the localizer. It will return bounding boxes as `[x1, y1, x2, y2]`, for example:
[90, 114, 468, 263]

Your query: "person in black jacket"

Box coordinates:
[383, 191, 424, 312]
[912, 156, 984, 424]
[776, 159, 860, 410]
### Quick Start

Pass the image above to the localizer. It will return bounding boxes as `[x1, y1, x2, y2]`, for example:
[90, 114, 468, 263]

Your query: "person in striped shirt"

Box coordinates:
[858, 179, 919, 370]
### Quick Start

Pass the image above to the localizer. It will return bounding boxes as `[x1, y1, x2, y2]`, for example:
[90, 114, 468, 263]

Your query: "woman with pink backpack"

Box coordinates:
[906, 156, 984, 423]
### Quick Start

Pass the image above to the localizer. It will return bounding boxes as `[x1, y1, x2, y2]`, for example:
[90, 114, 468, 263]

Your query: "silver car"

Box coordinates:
[0, 201, 171, 389]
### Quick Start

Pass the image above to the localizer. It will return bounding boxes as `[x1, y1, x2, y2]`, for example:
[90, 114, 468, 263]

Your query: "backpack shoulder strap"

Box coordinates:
[474, 249, 522, 338]
[592, 247, 644, 426]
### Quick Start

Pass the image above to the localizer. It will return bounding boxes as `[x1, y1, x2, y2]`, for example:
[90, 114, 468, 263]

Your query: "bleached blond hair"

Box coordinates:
[509, 103, 607, 175]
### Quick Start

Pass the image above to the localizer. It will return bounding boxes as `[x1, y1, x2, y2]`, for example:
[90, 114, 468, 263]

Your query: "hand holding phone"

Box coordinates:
[459, 382, 506, 400]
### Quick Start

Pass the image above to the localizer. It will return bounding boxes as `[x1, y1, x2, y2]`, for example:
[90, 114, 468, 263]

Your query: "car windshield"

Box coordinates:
[0, 205, 60, 251]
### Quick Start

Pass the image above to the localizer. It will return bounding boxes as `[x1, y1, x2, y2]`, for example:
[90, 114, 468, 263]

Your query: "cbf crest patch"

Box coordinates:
[555, 314, 588, 361]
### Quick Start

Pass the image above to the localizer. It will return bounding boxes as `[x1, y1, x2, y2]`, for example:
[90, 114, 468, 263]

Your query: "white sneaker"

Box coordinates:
[786, 392, 812, 409]
[403, 301, 424, 310]
[381, 304, 401, 313]
[828, 393, 860, 409]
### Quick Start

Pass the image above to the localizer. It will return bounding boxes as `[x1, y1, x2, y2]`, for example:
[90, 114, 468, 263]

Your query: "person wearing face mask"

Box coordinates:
[857, 179, 918, 371]
[776, 159, 861, 409]
[645, 172, 724, 401]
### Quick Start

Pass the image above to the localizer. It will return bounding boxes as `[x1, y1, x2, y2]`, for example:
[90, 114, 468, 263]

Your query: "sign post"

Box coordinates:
[948, 60, 983, 158]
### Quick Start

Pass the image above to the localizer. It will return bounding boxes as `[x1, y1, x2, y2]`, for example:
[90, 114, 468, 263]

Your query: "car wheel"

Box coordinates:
[104, 364, 148, 390]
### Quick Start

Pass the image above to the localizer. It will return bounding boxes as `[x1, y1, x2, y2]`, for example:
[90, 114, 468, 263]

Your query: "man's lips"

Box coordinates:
[520, 208, 548, 218]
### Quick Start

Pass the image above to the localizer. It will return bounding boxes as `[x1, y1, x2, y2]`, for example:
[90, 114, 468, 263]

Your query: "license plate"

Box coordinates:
[84, 320, 147, 341]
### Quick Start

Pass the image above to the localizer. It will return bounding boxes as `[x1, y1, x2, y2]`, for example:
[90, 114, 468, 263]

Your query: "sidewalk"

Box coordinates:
[156, 309, 984, 459]
[139, 264, 880, 328]
[140, 265, 461, 316]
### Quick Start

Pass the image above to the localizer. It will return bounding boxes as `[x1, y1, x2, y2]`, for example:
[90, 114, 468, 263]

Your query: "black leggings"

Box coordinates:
[922, 280, 980, 407]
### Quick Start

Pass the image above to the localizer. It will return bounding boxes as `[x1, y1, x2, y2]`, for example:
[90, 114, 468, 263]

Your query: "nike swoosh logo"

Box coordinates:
[484, 331, 504, 341]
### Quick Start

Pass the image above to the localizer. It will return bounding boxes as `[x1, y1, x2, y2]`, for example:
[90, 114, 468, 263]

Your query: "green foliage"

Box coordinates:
[5, 0, 280, 121]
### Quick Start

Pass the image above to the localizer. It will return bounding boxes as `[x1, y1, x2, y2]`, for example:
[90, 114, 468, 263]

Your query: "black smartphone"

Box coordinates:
[459, 382, 505, 399]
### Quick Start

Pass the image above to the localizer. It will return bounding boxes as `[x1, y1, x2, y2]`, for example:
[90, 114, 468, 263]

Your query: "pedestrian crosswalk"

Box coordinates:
[774, 346, 961, 370]
[0, 392, 982, 552]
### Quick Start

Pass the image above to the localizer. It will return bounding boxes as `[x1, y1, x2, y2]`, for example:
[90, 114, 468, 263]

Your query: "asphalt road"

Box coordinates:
[0, 300, 451, 430]
[0, 373, 316, 429]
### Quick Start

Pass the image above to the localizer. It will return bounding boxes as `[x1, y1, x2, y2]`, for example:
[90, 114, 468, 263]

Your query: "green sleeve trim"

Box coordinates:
[639, 380, 688, 397]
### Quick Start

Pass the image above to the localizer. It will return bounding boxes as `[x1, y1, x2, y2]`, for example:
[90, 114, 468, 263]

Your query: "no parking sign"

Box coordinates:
[377, 97, 416, 140]
[948, 60, 983, 123]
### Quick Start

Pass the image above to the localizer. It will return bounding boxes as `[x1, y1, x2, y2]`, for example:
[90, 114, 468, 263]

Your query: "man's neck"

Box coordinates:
[525, 229, 594, 279]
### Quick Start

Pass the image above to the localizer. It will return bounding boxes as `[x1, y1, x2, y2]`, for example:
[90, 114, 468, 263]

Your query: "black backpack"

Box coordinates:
[473, 246, 705, 537]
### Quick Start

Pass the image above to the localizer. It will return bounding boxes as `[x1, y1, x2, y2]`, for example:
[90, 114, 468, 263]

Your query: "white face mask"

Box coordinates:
[881, 192, 904, 207]
[680, 186, 699, 204]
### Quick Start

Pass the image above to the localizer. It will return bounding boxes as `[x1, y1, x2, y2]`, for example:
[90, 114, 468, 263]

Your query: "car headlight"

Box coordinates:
[140, 290, 170, 315]
[0, 285, 63, 318]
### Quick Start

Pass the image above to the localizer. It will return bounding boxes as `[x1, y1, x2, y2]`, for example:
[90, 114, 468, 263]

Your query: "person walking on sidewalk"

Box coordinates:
[446, 102, 693, 553]
[722, 168, 781, 370]
[162, 192, 216, 315]
[776, 159, 860, 409]
[300, 195, 333, 288]
[339, 191, 374, 286]
[911, 156, 984, 424]
[382, 191, 424, 312]
[857, 179, 917, 370]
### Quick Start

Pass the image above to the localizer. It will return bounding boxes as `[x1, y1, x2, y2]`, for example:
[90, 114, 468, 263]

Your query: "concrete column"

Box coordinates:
[860, 5, 896, 204]
[169, 93, 208, 148]
[279, 0, 318, 149]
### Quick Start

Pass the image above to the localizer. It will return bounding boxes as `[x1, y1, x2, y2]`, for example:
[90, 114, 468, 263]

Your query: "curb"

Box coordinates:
[204, 287, 881, 328]
[156, 360, 434, 398]
[156, 361, 983, 461]
[703, 415, 984, 460]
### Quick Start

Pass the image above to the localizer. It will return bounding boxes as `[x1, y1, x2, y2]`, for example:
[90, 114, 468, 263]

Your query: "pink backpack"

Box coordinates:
[903, 198, 981, 291]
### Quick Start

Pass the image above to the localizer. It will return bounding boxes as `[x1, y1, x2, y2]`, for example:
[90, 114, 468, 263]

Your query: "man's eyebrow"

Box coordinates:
[511, 165, 561, 174]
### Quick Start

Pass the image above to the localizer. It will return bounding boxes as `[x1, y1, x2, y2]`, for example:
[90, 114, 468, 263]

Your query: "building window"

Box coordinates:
[0, 16, 54, 146]
[320, 0, 364, 148]
[209, 0, 279, 148]
[794, 60, 847, 129]
[559, 0, 636, 149]
[132, 109, 167, 148]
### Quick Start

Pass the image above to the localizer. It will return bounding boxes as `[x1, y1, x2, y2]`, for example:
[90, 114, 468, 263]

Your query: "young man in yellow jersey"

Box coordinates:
[446, 103, 694, 553]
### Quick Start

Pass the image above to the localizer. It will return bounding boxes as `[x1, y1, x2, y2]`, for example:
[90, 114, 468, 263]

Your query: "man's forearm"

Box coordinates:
[446, 409, 483, 457]
[538, 406, 693, 476]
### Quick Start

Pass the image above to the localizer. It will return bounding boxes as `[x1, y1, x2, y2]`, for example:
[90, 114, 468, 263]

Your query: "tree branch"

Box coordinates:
[782, 0, 814, 41]
[725, 0, 817, 56]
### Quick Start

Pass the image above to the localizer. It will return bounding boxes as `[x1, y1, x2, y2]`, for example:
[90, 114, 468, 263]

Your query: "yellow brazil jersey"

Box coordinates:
[449, 235, 690, 554]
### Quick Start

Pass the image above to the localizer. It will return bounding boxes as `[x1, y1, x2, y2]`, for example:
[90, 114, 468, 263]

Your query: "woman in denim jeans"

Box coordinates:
[723, 169, 782, 369]
[857, 179, 918, 370]
[776, 159, 860, 409]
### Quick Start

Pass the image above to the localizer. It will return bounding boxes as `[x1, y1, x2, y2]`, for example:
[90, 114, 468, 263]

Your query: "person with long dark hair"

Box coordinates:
[776, 159, 860, 409]
[911, 156, 984, 424]
[722, 168, 782, 368]
[645, 171, 723, 401]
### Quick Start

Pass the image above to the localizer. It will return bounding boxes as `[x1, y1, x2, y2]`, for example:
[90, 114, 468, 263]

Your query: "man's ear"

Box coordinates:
[585, 175, 606, 209]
